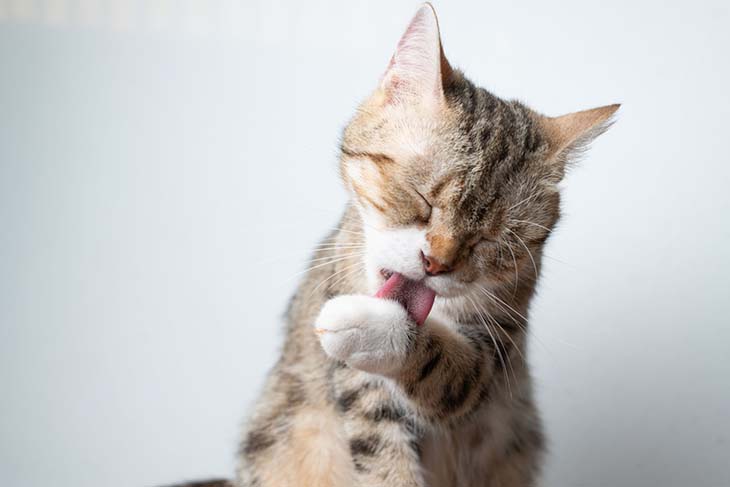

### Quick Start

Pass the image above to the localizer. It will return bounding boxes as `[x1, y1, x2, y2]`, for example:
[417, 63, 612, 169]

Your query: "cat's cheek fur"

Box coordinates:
[358, 205, 429, 293]
[314, 295, 412, 376]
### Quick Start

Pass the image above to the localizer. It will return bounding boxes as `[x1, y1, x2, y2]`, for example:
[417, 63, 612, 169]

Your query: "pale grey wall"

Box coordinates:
[1, 1, 729, 486]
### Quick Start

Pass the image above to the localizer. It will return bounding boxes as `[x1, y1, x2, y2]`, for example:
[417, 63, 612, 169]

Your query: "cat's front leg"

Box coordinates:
[315, 295, 424, 487]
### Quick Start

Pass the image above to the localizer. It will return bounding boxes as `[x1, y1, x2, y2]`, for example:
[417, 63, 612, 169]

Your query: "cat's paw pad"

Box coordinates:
[314, 295, 412, 375]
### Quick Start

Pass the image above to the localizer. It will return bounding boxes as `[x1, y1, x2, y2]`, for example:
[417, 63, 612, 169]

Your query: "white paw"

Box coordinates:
[314, 295, 412, 375]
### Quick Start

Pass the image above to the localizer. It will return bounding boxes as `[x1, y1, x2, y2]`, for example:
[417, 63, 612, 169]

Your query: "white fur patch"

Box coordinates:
[314, 295, 411, 375]
[359, 207, 429, 293]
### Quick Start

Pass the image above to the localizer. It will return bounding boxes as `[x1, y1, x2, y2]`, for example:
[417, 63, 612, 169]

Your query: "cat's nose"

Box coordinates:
[421, 251, 452, 276]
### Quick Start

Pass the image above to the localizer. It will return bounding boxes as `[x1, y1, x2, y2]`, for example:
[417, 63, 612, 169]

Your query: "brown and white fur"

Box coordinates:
[217, 4, 618, 487]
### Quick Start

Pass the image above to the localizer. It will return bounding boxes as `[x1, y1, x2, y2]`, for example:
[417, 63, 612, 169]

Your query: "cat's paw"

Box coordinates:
[314, 295, 413, 375]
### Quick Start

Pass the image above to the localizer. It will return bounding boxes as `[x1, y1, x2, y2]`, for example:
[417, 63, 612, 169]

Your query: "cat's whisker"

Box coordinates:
[466, 295, 512, 398]
[256, 243, 365, 268]
[478, 293, 528, 337]
[332, 227, 366, 236]
[476, 285, 529, 325]
[310, 244, 367, 251]
[509, 219, 552, 233]
[470, 292, 517, 345]
[317, 234, 366, 244]
[309, 260, 365, 296]
[312, 244, 366, 252]
[339, 211, 384, 233]
[306, 252, 366, 265]
[310, 239, 365, 246]
[480, 301, 525, 363]
[258, 248, 347, 267]
[326, 262, 366, 293]
[480, 305, 522, 389]
[508, 192, 539, 211]
[475, 285, 553, 354]
[506, 228, 538, 279]
[290, 253, 366, 279]
[469, 293, 521, 387]
[499, 236, 520, 293]
[249, 219, 362, 236]
[317, 232, 365, 240]
[309, 248, 366, 255]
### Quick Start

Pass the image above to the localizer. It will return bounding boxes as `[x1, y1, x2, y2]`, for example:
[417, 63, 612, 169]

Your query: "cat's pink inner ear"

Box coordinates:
[380, 3, 450, 106]
[540, 104, 621, 157]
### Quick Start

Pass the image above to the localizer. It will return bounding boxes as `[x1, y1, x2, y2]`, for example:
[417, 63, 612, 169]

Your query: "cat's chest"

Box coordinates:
[419, 404, 514, 486]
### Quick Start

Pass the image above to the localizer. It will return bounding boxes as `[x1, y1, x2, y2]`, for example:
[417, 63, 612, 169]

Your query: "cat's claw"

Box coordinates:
[314, 295, 413, 375]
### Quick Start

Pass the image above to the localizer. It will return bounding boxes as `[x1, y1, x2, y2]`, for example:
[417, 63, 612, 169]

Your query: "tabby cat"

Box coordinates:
[179, 4, 618, 487]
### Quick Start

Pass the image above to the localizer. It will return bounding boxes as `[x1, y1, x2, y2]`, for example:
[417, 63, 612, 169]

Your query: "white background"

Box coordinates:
[1, 1, 729, 486]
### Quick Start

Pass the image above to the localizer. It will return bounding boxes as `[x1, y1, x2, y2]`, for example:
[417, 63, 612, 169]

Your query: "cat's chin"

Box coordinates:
[424, 275, 469, 298]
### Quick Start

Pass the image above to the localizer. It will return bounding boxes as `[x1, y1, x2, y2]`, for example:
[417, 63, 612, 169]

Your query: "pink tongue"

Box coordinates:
[375, 272, 436, 326]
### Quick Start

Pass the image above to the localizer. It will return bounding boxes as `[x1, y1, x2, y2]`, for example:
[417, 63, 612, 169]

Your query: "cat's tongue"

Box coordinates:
[375, 272, 436, 326]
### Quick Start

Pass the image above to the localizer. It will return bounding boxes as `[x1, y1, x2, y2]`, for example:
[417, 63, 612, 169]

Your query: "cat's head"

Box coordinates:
[340, 4, 618, 299]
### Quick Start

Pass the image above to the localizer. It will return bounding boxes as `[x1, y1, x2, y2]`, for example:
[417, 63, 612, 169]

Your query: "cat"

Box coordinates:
[172, 4, 618, 487]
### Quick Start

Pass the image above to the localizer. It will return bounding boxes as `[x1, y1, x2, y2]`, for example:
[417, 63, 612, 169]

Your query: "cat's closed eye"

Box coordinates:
[413, 189, 433, 223]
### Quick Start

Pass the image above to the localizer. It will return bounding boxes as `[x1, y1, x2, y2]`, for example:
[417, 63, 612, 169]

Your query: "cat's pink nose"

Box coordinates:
[421, 251, 452, 276]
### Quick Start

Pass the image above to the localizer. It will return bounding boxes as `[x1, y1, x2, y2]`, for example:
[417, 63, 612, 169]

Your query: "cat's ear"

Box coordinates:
[378, 3, 452, 107]
[539, 104, 620, 161]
